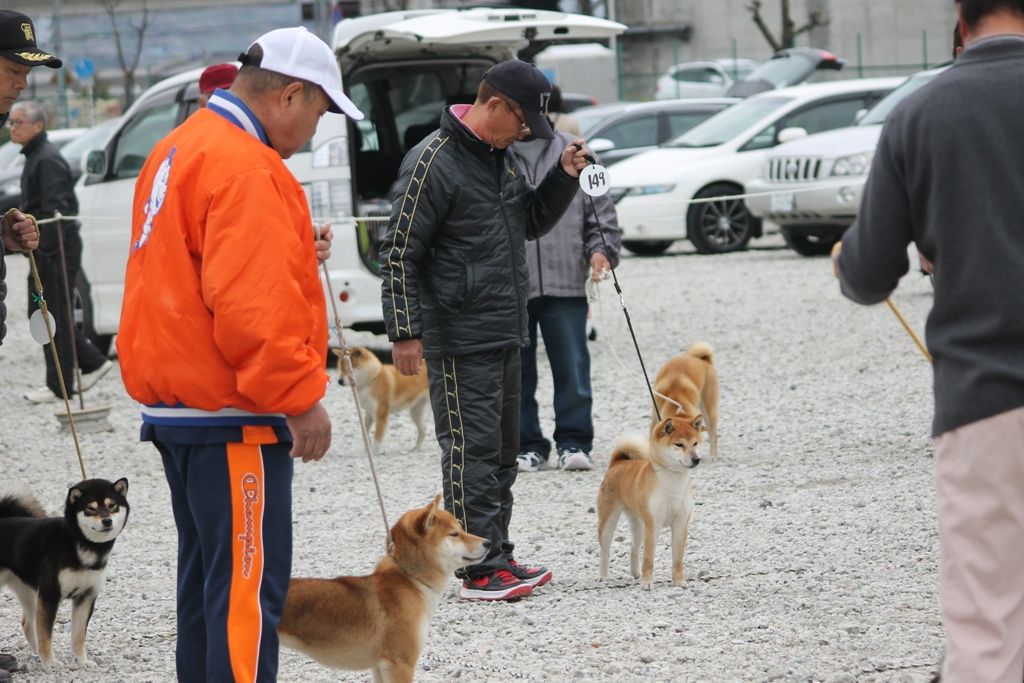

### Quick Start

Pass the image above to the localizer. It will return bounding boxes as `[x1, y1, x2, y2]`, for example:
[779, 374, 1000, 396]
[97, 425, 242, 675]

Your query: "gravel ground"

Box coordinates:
[0, 233, 942, 683]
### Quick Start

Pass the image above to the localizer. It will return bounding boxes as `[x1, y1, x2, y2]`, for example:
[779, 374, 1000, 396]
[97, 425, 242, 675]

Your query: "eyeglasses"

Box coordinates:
[503, 100, 530, 134]
[6, 118, 31, 128]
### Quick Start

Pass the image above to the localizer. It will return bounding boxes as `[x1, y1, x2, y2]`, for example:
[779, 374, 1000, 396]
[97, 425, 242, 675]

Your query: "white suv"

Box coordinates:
[745, 66, 948, 255]
[76, 8, 624, 346]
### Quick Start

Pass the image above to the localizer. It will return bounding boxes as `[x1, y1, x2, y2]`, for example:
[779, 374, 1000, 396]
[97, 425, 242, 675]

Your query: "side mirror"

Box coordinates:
[588, 138, 615, 153]
[776, 127, 808, 145]
[85, 149, 107, 177]
[853, 108, 868, 124]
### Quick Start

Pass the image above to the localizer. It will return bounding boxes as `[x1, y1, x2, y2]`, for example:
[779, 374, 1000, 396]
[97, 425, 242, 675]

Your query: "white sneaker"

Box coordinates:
[516, 451, 547, 473]
[79, 359, 113, 392]
[24, 387, 59, 404]
[558, 449, 593, 471]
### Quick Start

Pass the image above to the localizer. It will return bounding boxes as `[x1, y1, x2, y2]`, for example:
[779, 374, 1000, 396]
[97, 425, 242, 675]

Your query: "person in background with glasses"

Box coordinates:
[10, 100, 113, 403]
[380, 59, 594, 601]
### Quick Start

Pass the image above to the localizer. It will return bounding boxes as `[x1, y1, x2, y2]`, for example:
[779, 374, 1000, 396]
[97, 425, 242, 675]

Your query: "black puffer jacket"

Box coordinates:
[380, 107, 579, 358]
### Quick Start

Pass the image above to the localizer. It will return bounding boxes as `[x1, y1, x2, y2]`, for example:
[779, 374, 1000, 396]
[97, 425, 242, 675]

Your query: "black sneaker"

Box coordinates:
[0, 654, 15, 672]
[460, 569, 533, 601]
[509, 559, 553, 588]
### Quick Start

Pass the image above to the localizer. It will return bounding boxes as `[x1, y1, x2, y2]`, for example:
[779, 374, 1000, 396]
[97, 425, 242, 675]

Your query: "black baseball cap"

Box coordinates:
[483, 60, 554, 140]
[0, 11, 62, 69]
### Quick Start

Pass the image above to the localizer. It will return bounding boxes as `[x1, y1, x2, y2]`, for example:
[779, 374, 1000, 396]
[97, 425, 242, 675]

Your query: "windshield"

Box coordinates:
[858, 71, 941, 125]
[741, 53, 816, 88]
[576, 106, 628, 135]
[60, 117, 122, 165]
[667, 96, 791, 148]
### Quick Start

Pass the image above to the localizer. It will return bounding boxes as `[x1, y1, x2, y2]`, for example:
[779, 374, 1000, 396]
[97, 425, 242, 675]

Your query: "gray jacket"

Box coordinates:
[509, 131, 622, 300]
[837, 36, 1024, 436]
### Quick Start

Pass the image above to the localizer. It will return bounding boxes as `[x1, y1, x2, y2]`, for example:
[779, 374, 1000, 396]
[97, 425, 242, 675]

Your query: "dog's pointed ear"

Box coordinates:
[67, 486, 83, 505]
[113, 478, 129, 496]
[423, 494, 442, 531]
[691, 414, 707, 432]
[331, 347, 343, 358]
[662, 418, 675, 435]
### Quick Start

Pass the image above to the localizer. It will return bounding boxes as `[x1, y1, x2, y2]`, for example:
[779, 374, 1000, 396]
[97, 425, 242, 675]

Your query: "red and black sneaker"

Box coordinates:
[460, 569, 533, 601]
[508, 559, 553, 588]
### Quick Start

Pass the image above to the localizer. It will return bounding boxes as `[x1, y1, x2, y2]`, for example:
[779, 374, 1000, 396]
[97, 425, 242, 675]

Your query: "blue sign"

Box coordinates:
[73, 58, 95, 79]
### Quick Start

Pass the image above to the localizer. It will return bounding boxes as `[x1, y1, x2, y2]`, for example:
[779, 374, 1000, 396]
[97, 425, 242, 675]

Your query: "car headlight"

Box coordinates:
[831, 152, 873, 177]
[633, 184, 676, 195]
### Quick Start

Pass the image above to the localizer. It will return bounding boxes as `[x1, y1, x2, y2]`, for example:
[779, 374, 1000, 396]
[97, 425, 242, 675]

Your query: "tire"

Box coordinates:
[686, 183, 755, 254]
[73, 271, 112, 356]
[780, 227, 840, 257]
[622, 240, 673, 257]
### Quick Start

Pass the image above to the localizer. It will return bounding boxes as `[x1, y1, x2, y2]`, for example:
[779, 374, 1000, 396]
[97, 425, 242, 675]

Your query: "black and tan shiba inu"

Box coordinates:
[0, 478, 129, 670]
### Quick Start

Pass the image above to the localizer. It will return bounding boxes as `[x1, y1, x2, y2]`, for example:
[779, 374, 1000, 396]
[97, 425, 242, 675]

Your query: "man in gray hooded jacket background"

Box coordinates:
[510, 127, 621, 473]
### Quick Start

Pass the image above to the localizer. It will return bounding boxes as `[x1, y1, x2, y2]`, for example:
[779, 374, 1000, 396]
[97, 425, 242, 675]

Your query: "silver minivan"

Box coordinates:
[76, 8, 624, 344]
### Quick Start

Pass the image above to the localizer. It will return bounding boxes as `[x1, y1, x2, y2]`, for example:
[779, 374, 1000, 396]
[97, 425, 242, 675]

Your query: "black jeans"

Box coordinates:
[427, 346, 520, 579]
[27, 231, 107, 396]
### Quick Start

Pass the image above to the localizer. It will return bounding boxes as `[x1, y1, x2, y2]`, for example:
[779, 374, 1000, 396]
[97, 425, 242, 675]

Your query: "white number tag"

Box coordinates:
[580, 164, 611, 197]
[29, 309, 57, 345]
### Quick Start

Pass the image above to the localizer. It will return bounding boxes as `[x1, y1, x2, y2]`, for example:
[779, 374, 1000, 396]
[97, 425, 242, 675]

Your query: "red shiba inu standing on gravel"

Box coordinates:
[335, 347, 430, 454]
[597, 415, 703, 590]
[279, 496, 488, 682]
[652, 341, 719, 461]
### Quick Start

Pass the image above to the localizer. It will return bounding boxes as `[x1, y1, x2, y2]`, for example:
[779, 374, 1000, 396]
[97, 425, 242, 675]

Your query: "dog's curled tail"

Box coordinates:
[609, 435, 649, 466]
[688, 341, 714, 365]
[0, 491, 46, 520]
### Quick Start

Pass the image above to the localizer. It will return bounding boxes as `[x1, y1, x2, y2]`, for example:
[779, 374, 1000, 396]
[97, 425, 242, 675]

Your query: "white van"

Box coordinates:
[75, 8, 624, 349]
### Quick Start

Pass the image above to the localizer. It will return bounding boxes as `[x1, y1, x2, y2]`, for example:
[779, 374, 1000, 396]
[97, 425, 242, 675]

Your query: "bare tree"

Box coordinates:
[101, 0, 150, 108]
[746, 0, 828, 51]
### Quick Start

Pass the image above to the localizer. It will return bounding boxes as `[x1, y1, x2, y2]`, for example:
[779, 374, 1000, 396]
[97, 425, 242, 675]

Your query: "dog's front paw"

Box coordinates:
[641, 580, 653, 591]
[74, 655, 97, 670]
[37, 657, 61, 672]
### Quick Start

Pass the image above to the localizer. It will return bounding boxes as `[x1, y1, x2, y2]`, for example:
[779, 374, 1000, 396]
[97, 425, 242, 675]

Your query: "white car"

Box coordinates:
[75, 8, 625, 346]
[654, 59, 758, 100]
[745, 66, 948, 255]
[609, 77, 901, 255]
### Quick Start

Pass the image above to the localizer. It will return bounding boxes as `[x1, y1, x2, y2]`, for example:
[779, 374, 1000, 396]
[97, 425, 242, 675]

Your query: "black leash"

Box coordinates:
[575, 146, 662, 422]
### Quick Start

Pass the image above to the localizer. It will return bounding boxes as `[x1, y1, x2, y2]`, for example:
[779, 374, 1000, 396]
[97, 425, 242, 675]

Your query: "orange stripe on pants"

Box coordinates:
[227, 442, 265, 683]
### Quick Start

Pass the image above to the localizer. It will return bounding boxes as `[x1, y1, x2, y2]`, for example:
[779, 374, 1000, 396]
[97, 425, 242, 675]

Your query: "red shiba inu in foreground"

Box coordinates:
[652, 341, 719, 461]
[334, 346, 430, 454]
[597, 414, 704, 590]
[279, 496, 488, 682]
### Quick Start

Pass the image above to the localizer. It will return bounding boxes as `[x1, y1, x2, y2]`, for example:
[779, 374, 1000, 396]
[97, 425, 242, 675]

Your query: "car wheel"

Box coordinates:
[73, 271, 112, 356]
[780, 227, 840, 257]
[622, 240, 673, 256]
[686, 183, 755, 254]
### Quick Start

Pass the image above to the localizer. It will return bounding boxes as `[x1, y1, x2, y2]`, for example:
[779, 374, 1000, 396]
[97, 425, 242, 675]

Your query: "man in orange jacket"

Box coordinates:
[118, 26, 363, 683]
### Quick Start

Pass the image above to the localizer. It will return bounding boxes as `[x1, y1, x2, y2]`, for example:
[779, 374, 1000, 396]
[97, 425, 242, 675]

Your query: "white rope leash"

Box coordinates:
[30, 181, 867, 226]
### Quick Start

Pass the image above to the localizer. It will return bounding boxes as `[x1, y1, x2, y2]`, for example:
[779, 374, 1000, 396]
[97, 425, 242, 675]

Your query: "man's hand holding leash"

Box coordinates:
[561, 139, 592, 177]
[1, 208, 39, 252]
[315, 222, 333, 263]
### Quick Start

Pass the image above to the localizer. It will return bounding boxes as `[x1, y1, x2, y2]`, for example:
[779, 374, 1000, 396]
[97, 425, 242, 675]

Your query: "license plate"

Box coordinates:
[770, 192, 795, 213]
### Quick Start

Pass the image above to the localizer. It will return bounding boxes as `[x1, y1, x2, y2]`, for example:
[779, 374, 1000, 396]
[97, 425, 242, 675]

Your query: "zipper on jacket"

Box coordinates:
[496, 153, 525, 338]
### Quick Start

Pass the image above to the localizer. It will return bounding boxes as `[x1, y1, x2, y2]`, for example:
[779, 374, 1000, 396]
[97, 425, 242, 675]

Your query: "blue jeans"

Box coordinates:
[520, 296, 593, 458]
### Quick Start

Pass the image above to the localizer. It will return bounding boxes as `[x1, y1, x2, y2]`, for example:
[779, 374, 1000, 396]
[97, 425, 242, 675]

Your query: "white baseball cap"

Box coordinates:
[240, 26, 363, 120]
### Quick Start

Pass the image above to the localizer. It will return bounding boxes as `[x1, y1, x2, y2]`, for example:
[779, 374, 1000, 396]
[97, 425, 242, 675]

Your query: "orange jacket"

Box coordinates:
[118, 108, 328, 419]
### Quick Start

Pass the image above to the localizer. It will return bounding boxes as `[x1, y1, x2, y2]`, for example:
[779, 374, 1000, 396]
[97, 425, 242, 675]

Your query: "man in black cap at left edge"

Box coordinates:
[0, 11, 57, 677]
[0, 10, 55, 359]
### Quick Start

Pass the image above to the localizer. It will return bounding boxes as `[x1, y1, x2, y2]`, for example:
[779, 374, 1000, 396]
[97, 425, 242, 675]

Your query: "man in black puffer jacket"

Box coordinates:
[380, 60, 593, 601]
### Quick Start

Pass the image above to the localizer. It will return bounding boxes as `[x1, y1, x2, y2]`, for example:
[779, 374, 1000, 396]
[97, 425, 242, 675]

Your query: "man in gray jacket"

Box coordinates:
[510, 128, 621, 472]
[834, 1, 1024, 679]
